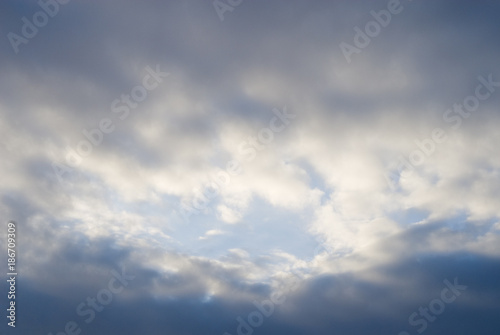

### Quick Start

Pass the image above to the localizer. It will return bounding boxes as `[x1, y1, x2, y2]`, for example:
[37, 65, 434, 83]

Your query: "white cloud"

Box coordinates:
[198, 229, 226, 240]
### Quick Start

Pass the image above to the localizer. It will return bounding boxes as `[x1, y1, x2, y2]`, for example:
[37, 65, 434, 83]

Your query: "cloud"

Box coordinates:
[1, 0, 499, 333]
[2, 219, 500, 334]
[199, 229, 227, 240]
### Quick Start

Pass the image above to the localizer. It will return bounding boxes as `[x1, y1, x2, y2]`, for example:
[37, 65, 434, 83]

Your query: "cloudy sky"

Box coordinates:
[1, 0, 500, 334]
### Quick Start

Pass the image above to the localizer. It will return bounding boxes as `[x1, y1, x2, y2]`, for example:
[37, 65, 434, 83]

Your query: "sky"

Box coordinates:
[0, 0, 500, 334]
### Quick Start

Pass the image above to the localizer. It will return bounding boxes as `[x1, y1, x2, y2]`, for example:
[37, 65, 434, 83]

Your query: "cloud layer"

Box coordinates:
[1, 0, 499, 334]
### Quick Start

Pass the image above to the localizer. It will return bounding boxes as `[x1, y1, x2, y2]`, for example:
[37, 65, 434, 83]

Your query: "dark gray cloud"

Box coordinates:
[2, 221, 500, 334]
